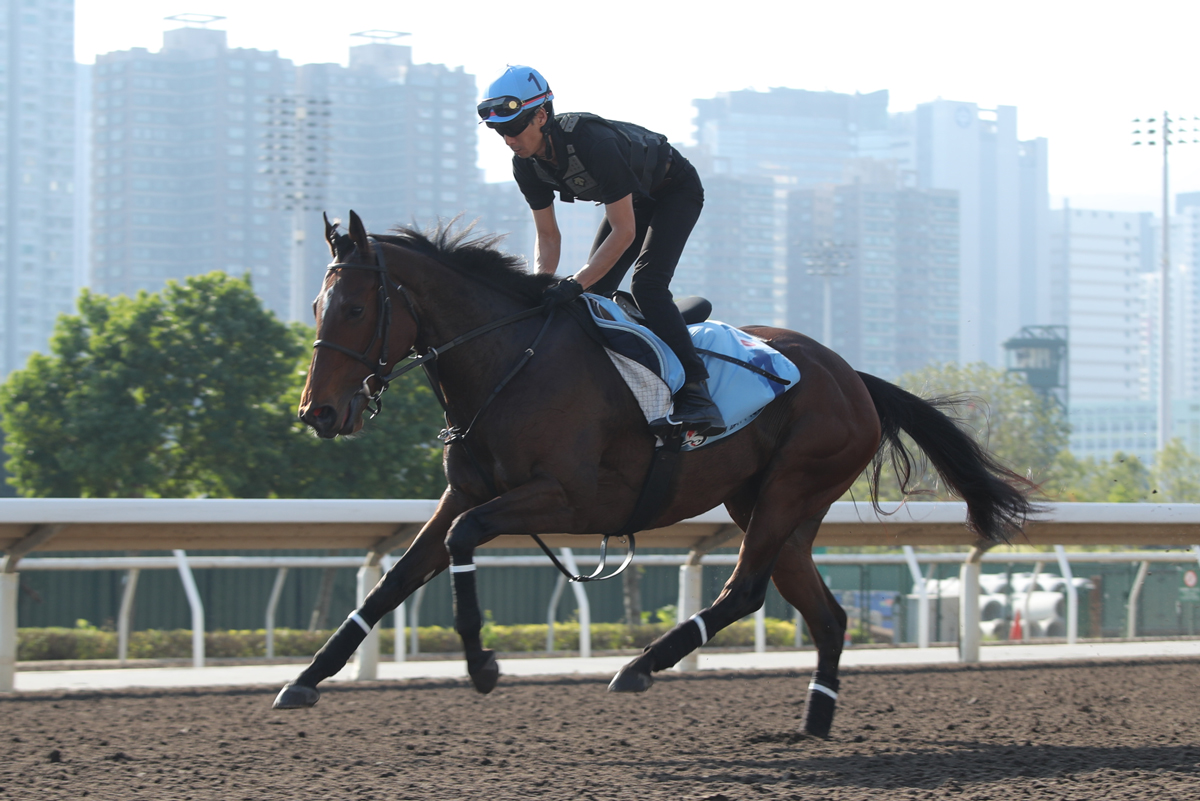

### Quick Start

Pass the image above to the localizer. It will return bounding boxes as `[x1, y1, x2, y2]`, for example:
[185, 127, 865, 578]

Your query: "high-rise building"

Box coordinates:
[691, 88, 889, 182]
[682, 88, 890, 333]
[1053, 205, 1156, 462]
[2, 0, 77, 375]
[786, 181, 958, 378]
[291, 39, 481, 316]
[90, 26, 295, 316]
[895, 100, 1050, 367]
[675, 174, 789, 328]
[91, 26, 482, 322]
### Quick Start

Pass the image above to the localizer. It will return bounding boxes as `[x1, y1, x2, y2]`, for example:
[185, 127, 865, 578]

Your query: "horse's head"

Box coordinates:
[298, 210, 420, 438]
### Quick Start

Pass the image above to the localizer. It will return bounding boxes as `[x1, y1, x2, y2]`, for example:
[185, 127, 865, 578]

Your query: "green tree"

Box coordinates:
[846, 362, 1070, 502]
[0, 274, 447, 500]
[1, 275, 301, 497]
[1150, 438, 1200, 502]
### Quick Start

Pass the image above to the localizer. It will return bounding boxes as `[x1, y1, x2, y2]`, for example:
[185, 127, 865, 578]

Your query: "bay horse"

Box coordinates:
[275, 210, 1031, 737]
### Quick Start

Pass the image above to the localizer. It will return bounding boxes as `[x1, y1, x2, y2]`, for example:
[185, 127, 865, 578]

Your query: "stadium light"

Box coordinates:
[1131, 112, 1197, 449]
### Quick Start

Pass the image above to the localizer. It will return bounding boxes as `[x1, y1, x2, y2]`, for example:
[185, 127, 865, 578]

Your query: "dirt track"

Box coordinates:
[1, 658, 1198, 800]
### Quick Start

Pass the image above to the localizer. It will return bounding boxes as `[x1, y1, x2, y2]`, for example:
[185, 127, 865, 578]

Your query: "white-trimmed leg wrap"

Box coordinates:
[348, 611, 371, 635]
[690, 613, 709, 645]
[449, 563, 476, 574]
[808, 681, 839, 700]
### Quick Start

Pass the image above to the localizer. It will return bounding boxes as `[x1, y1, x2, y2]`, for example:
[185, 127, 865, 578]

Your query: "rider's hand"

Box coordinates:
[542, 277, 584, 307]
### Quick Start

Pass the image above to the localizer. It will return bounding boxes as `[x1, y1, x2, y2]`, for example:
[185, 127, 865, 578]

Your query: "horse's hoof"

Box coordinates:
[273, 682, 320, 710]
[608, 660, 654, 693]
[468, 650, 500, 695]
[803, 695, 837, 738]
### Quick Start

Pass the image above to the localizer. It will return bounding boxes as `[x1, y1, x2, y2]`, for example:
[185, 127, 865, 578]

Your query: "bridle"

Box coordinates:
[311, 238, 636, 583]
[312, 240, 544, 418]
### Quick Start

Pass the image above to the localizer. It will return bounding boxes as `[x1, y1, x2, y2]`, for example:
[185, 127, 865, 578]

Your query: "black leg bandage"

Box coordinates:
[296, 611, 374, 686]
[803, 669, 840, 738]
[648, 613, 709, 672]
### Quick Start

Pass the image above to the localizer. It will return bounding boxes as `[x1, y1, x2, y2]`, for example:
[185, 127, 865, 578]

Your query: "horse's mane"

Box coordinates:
[371, 223, 555, 304]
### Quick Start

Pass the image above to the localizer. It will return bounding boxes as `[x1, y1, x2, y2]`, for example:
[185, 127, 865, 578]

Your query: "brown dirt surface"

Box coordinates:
[1, 658, 1198, 800]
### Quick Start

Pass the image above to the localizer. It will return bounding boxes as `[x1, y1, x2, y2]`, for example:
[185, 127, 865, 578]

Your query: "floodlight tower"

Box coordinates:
[1133, 113, 1199, 449]
[802, 240, 853, 347]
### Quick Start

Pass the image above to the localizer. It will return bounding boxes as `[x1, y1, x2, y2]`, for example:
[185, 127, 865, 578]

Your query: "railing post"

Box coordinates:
[173, 550, 205, 668]
[409, 584, 425, 655]
[395, 601, 406, 663]
[676, 561, 704, 671]
[264, 568, 288, 660]
[117, 569, 140, 664]
[559, 549, 590, 658]
[1128, 560, 1151, 638]
[0, 572, 17, 692]
[902, 546, 929, 648]
[546, 573, 567, 652]
[959, 544, 990, 663]
[1054, 546, 1078, 644]
[354, 563, 382, 680]
[1022, 561, 1044, 642]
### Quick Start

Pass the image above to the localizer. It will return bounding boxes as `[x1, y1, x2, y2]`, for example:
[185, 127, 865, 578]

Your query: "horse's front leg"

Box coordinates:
[444, 476, 572, 694]
[272, 488, 468, 709]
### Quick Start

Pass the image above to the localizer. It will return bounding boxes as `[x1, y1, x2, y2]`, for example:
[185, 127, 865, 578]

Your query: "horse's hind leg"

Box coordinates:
[771, 529, 847, 737]
[610, 505, 827, 693]
[272, 489, 465, 709]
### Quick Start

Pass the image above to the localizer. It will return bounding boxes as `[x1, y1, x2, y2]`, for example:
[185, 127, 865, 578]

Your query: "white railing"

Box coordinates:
[11, 547, 1200, 676]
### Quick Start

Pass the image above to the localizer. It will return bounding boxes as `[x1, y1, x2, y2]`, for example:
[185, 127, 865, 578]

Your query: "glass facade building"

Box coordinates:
[2, 0, 77, 375]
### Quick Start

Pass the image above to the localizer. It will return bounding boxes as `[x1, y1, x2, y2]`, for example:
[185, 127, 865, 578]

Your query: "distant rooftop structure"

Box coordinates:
[1178, 191, 1200, 214]
[350, 30, 410, 43]
[163, 13, 226, 26]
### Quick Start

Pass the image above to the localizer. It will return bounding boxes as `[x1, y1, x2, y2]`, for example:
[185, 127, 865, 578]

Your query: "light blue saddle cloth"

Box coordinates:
[582, 294, 800, 450]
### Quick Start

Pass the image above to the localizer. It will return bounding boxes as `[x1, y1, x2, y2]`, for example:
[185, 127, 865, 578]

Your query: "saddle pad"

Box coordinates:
[583, 294, 800, 451]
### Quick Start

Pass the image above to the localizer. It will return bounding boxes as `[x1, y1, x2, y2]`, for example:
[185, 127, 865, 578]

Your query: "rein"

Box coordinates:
[313, 239, 636, 584]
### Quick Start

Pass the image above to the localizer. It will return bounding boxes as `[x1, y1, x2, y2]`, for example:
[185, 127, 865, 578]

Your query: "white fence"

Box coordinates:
[4, 499, 1200, 690]
[11, 547, 1200, 681]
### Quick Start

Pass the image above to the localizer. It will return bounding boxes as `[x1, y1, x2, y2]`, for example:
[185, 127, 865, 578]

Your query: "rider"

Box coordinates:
[477, 66, 725, 436]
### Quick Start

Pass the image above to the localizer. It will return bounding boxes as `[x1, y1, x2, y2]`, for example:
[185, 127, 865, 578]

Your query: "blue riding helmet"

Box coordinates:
[477, 66, 553, 124]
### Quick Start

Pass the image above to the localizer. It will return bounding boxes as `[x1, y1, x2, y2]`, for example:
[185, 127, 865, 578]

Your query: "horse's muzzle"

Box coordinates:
[300, 404, 340, 439]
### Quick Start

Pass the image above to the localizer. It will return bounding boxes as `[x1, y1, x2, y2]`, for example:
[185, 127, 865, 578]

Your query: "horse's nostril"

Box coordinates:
[302, 405, 337, 429]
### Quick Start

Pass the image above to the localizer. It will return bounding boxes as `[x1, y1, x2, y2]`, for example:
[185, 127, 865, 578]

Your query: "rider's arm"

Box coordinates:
[532, 205, 562, 275]
[574, 194, 635, 289]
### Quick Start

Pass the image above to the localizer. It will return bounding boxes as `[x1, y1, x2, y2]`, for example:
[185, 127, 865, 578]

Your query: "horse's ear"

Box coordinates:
[323, 212, 338, 257]
[347, 210, 371, 258]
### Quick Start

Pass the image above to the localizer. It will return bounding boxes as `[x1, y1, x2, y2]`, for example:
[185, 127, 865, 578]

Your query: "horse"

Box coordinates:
[275, 210, 1032, 738]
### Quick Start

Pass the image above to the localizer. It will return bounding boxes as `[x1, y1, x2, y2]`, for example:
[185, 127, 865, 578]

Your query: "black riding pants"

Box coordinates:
[587, 164, 707, 383]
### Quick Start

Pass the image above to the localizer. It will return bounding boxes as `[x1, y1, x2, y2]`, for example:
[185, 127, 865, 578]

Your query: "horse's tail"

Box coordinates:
[855, 371, 1034, 543]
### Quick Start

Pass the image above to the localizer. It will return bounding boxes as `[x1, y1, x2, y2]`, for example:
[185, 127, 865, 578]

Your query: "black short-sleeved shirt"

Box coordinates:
[512, 116, 643, 210]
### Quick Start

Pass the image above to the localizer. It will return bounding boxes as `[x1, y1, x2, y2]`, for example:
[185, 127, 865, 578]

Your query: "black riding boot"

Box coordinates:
[672, 380, 726, 436]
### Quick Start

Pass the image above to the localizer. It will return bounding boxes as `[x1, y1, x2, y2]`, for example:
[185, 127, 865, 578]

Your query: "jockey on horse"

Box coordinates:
[477, 65, 725, 436]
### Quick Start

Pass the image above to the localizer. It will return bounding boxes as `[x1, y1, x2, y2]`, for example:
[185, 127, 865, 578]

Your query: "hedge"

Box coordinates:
[17, 618, 801, 662]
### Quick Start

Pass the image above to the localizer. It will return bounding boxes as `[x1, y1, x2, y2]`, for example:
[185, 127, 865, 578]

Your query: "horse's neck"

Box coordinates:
[411, 274, 542, 420]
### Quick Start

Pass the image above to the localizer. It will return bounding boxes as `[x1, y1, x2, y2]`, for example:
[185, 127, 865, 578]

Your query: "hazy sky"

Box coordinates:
[76, 0, 1200, 213]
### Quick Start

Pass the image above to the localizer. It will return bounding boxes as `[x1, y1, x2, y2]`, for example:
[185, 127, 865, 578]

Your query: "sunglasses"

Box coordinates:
[489, 115, 535, 138]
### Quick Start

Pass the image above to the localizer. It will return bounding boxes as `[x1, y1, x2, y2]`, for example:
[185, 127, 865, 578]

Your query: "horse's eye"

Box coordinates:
[348, 305, 365, 319]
